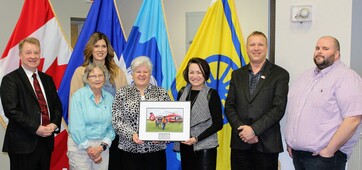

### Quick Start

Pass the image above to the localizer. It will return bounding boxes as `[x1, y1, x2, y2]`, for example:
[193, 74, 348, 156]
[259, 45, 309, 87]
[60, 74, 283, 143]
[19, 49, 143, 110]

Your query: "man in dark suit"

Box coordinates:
[225, 31, 289, 170]
[0, 37, 62, 170]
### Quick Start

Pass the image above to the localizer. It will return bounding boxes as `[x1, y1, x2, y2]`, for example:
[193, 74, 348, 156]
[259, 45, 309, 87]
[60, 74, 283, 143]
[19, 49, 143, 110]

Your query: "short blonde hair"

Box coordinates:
[19, 37, 41, 53]
[131, 56, 153, 73]
[247, 31, 268, 47]
[82, 63, 110, 85]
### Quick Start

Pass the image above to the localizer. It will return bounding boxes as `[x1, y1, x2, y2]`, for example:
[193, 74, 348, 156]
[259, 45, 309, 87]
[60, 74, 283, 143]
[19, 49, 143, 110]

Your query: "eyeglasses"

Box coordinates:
[88, 74, 104, 79]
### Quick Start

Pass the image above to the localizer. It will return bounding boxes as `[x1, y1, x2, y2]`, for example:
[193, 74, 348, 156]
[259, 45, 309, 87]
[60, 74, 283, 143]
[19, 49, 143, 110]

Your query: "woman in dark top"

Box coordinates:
[174, 57, 223, 170]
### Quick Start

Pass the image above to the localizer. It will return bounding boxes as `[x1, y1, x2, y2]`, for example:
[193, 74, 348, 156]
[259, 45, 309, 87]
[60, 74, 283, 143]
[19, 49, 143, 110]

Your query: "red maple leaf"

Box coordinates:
[38, 57, 67, 89]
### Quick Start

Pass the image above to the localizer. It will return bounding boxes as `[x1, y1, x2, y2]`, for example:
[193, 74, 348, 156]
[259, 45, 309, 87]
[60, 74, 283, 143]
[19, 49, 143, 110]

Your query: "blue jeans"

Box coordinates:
[292, 150, 347, 170]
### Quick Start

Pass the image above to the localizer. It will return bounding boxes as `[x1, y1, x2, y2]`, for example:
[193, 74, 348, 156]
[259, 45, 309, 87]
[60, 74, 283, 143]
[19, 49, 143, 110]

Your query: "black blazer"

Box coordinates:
[225, 60, 289, 153]
[1, 67, 62, 154]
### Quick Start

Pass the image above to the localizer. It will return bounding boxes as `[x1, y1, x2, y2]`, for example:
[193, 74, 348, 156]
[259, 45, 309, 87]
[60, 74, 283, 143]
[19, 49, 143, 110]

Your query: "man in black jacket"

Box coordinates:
[225, 31, 289, 170]
[1, 37, 62, 170]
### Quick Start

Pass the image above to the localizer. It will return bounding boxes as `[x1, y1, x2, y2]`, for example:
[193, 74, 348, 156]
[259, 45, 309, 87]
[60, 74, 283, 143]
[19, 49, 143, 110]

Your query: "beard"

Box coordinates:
[314, 55, 335, 70]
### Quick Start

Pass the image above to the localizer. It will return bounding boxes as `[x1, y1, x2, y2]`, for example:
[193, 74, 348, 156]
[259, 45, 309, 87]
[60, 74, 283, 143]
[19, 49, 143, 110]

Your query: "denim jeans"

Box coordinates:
[292, 149, 347, 170]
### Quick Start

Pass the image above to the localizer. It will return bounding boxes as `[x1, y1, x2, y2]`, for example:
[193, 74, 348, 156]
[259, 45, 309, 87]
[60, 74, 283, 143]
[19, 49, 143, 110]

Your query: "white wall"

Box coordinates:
[50, 0, 92, 39]
[0, 0, 22, 56]
[276, 0, 353, 83]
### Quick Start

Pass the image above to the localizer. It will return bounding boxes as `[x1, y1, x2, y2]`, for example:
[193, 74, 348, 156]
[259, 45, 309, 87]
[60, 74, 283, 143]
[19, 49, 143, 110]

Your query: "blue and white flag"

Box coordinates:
[123, 0, 176, 91]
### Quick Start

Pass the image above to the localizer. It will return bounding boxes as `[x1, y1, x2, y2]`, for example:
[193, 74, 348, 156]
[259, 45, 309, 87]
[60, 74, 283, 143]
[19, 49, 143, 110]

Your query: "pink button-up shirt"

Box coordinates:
[285, 60, 362, 157]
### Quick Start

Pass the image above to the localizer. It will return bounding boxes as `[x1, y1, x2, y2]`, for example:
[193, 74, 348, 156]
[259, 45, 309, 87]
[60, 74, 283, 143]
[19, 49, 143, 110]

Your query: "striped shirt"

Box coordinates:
[285, 60, 362, 157]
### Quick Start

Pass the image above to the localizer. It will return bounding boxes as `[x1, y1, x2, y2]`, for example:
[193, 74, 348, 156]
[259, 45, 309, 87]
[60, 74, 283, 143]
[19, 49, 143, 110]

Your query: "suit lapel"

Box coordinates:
[17, 67, 38, 102]
[249, 61, 272, 102]
[240, 66, 250, 102]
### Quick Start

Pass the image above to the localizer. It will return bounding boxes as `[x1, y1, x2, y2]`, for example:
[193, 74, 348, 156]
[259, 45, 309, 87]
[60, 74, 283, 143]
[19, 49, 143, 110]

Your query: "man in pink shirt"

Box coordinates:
[285, 36, 362, 170]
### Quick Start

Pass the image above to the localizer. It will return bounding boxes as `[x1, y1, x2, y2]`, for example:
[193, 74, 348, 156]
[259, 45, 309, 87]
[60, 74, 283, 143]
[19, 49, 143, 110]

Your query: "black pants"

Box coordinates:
[180, 143, 217, 170]
[292, 150, 347, 170]
[8, 137, 51, 170]
[120, 149, 166, 170]
[108, 135, 122, 170]
[231, 148, 279, 170]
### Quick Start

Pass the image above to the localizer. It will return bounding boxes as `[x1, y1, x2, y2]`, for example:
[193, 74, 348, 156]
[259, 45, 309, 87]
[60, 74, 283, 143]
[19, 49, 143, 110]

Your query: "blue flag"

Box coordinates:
[58, 0, 126, 123]
[122, 0, 178, 169]
[123, 0, 176, 91]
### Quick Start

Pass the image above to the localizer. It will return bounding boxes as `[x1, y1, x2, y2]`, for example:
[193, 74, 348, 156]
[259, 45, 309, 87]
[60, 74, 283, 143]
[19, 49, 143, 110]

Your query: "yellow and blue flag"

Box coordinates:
[123, 0, 176, 91]
[170, 0, 249, 169]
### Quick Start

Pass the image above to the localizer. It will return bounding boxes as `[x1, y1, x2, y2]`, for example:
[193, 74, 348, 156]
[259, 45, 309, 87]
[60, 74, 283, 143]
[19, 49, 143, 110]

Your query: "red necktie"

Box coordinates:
[32, 73, 50, 126]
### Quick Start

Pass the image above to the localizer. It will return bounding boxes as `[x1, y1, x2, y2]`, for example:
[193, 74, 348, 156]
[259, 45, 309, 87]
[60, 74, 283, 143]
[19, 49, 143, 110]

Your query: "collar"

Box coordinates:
[85, 84, 106, 100]
[248, 59, 267, 75]
[131, 83, 152, 92]
[22, 66, 38, 79]
[314, 60, 341, 76]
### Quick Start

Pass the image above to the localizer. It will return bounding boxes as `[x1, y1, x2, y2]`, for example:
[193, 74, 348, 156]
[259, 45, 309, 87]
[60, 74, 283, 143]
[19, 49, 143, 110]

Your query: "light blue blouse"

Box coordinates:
[69, 85, 115, 150]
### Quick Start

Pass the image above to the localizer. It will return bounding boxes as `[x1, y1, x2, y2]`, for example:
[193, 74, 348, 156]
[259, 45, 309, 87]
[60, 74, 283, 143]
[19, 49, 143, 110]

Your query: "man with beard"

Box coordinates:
[285, 36, 362, 170]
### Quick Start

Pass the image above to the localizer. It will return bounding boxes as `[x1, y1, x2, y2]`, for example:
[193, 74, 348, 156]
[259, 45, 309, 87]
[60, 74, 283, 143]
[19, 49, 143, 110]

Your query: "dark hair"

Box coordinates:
[183, 57, 210, 83]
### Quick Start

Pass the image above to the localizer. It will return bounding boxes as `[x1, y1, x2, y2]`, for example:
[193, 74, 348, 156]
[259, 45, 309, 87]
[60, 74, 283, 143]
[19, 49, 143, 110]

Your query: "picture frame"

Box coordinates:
[139, 101, 191, 141]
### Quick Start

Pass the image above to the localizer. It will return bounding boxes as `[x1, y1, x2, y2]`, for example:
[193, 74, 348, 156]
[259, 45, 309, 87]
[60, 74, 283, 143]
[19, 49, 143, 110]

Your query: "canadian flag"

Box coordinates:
[0, 0, 71, 169]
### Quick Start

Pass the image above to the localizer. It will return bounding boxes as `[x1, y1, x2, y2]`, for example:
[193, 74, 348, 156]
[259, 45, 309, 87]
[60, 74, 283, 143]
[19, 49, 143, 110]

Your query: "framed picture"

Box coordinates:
[139, 101, 191, 141]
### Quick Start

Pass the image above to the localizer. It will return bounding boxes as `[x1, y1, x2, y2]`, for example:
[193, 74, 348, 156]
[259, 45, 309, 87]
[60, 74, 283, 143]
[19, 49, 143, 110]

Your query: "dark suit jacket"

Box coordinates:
[1, 67, 62, 154]
[225, 60, 289, 153]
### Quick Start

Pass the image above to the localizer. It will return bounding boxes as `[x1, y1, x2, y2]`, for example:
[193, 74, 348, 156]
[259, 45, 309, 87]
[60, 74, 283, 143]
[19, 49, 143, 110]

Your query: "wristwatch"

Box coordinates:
[100, 143, 107, 151]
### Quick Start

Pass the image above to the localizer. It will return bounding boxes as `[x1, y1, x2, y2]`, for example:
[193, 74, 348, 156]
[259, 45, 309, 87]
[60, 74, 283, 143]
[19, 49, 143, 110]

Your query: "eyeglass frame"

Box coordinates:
[87, 74, 105, 79]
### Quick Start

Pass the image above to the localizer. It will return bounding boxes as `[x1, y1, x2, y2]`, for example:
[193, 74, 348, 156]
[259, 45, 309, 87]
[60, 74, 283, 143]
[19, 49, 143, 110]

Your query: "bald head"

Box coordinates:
[318, 36, 340, 51]
[313, 36, 341, 70]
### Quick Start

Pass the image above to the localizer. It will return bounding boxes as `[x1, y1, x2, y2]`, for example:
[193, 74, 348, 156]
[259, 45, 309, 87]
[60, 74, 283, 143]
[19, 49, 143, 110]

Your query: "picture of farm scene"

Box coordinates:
[146, 108, 184, 132]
